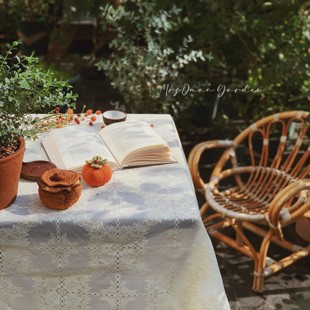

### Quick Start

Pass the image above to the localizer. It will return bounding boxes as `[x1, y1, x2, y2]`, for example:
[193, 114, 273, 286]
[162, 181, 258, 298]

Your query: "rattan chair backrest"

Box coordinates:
[212, 111, 309, 181]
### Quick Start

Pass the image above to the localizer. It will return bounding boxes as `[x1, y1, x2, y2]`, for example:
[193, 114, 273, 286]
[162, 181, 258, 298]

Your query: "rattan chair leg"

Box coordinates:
[264, 246, 310, 275]
[253, 230, 273, 292]
[205, 218, 259, 263]
[236, 220, 244, 246]
[200, 201, 210, 218]
[206, 225, 256, 258]
[243, 222, 303, 252]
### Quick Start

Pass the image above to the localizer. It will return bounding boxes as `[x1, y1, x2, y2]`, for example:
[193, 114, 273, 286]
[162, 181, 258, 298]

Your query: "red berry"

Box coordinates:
[89, 121, 93, 126]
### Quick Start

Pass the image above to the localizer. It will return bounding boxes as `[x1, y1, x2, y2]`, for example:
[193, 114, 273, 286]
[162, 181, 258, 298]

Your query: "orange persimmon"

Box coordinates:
[82, 156, 112, 187]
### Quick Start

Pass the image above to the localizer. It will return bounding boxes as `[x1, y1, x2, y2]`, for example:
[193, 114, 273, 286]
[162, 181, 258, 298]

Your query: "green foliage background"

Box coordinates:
[166, 0, 309, 124]
[95, 0, 309, 128]
[0, 0, 308, 130]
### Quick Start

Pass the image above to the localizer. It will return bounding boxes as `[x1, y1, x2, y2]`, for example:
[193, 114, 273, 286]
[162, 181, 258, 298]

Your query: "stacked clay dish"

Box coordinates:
[38, 169, 82, 210]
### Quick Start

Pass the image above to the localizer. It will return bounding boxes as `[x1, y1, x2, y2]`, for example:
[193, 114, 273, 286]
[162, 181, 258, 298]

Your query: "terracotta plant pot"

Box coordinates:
[0, 138, 25, 210]
[296, 214, 310, 242]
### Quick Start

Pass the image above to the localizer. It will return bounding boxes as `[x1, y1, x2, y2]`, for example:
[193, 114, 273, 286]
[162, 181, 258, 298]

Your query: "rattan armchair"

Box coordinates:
[188, 111, 310, 292]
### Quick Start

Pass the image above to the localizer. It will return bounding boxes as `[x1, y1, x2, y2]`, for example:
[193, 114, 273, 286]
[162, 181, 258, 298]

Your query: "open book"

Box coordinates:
[41, 120, 176, 172]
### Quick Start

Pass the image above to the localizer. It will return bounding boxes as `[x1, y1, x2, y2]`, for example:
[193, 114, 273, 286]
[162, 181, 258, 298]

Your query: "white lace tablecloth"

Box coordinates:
[0, 114, 229, 310]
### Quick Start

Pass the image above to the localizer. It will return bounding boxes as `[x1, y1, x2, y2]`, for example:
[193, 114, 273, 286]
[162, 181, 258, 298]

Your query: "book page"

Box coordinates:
[42, 126, 120, 171]
[98, 120, 175, 166]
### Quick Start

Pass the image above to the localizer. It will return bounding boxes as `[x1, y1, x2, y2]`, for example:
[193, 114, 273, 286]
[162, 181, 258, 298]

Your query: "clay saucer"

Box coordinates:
[21, 161, 57, 182]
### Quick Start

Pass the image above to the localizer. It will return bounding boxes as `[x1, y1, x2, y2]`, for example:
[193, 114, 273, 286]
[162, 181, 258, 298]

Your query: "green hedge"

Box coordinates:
[168, 0, 309, 124]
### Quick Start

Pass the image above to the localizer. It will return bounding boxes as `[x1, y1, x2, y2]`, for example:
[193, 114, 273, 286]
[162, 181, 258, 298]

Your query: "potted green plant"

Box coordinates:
[0, 41, 77, 209]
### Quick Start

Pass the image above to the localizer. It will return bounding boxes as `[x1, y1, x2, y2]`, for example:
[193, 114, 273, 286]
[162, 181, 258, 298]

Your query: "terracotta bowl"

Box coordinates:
[296, 216, 310, 242]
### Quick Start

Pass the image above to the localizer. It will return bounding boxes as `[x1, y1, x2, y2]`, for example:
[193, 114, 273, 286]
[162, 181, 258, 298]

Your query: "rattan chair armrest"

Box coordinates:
[188, 140, 235, 191]
[267, 179, 310, 239]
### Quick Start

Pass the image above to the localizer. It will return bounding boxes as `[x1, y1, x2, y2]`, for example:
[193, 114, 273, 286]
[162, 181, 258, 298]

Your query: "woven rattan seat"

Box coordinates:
[188, 111, 310, 292]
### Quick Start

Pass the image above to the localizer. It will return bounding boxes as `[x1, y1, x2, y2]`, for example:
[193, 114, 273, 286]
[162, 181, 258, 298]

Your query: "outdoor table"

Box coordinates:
[0, 114, 230, 310]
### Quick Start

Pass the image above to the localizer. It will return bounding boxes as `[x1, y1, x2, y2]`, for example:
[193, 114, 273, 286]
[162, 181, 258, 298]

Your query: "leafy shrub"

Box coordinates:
[96, 0, 210, 116]
[172, 0, 309, 124]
